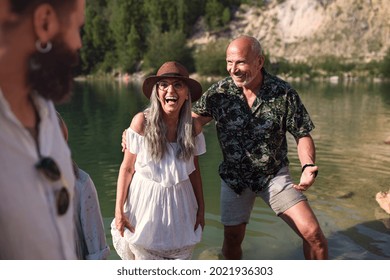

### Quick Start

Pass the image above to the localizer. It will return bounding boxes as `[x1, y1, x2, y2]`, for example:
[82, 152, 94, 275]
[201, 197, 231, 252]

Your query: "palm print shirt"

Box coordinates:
[192, 68, 315, 194]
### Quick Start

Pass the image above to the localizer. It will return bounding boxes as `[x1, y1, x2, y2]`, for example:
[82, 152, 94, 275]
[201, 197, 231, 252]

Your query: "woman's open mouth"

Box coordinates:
[165, 96, 178, 104]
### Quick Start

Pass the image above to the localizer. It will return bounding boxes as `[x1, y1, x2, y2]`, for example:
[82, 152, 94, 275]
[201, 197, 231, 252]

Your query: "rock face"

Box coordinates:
[191, 0, 390, 63]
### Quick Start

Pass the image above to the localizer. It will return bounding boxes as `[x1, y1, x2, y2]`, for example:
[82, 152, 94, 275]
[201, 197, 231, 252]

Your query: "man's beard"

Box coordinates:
[27, 35, 79, 104]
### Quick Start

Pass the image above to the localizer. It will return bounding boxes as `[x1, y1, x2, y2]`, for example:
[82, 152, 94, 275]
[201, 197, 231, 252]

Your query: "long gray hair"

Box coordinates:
[144, 85, 195, 161]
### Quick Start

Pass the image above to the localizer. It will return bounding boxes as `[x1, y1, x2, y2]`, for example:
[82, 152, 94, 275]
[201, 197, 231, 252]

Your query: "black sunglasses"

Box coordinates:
[35, 157, 70, 216]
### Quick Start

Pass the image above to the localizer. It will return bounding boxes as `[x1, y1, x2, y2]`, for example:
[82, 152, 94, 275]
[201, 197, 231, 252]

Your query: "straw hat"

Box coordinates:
[142, 61, 202, 102]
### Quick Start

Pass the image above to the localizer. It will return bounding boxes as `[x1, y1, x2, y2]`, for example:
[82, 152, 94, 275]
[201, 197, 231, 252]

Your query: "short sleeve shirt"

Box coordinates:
[192, 69, 314, 194]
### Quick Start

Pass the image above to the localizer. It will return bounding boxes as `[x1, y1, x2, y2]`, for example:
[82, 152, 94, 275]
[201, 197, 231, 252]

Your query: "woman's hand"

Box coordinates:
[194, 209, 205, 231]
[115, 212, 135, 237]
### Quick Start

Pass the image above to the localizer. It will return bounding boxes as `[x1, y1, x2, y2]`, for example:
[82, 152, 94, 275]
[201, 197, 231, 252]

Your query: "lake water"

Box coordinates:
[57, 79, 390, 260]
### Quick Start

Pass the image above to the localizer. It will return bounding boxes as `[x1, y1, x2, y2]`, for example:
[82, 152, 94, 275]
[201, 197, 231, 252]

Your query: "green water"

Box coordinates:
[57, 79, 390, 260]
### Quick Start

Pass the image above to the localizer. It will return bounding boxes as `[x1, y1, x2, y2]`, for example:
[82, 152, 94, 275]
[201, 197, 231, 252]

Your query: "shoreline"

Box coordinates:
[75, 72, 389, 85]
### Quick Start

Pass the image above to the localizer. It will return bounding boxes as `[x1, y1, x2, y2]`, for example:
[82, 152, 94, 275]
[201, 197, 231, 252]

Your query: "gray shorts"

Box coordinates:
[220, 166, 307, 226]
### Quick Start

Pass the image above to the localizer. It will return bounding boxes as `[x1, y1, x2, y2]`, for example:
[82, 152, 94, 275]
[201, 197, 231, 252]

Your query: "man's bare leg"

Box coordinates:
[280, 201, 328, 259]
[222, 223, 246, 260]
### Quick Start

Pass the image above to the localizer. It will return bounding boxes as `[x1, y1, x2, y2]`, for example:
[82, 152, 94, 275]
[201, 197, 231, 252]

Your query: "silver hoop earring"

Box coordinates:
[35, 40, 52, 53]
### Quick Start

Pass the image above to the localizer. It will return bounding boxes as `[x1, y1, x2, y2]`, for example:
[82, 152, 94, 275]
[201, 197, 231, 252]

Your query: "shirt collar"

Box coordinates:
[225, 68, 271, 96]
[30, 91, 50, 121]
[0, 87, 49, 125]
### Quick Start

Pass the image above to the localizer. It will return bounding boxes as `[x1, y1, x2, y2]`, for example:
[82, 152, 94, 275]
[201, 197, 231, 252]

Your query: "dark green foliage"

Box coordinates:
[143, 0, 205, 34]
[240, 0, 269, 8]
[80, 0, 114, 74]
[362, 60, 381, 77]
[108, 0, 144, 73]
[204, 0, 240, 30]
[222, 7, 231, 25]
[265, 56, 313, 77]
[143, 29, 194, 74]
[79, 0, 208, 75]
[313, 55, 342, 74]
[120, 25, 142, 73]
[194, 40, 228, 76]
[205, 0, 225, 30]
[381, 48, 390, 78]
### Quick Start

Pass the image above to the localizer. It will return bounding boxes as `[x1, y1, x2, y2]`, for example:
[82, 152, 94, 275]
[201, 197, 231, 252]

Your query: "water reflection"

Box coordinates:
[57, 80, 390, 260]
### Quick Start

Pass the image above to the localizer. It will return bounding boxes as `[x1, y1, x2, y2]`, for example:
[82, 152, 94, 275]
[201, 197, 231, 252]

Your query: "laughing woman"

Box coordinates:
[111, 62, 206, 260]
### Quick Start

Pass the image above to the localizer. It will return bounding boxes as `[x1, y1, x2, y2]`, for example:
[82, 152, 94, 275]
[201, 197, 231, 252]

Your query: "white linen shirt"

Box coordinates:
[0, 88, 76, 259]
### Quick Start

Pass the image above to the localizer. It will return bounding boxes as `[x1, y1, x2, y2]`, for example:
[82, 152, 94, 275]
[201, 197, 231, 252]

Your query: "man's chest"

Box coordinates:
[213, 94, 286, 134]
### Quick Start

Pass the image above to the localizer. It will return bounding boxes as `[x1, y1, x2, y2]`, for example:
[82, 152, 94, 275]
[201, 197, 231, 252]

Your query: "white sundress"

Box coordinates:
[111, 128, 206, 260]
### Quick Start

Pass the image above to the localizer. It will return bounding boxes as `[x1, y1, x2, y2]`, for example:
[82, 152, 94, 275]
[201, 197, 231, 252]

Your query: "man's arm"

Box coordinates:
[297, 134, 316, 165]
[121, 112, 212, 152]
[294, 134, 318, 191]
[192, 112, 213, 127]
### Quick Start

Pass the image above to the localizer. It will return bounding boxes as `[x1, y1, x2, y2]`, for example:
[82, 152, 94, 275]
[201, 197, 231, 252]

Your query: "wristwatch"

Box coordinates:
[301, 163, 318, 177]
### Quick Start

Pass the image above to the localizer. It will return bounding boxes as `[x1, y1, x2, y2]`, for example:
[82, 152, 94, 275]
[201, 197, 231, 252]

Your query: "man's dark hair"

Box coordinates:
[10, 0, 76, 15]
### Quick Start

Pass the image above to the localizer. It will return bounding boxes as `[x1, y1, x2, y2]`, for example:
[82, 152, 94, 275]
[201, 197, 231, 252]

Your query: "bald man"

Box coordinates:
[192, 35, 328, 260]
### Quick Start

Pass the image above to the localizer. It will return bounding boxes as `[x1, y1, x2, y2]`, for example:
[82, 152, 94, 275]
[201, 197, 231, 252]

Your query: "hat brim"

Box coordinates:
[142, 75, 202, 103]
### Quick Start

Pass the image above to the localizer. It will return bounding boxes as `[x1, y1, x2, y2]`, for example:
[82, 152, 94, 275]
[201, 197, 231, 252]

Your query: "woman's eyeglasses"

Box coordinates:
[35, 157, 70, 216]
[157, 81, 185, 91]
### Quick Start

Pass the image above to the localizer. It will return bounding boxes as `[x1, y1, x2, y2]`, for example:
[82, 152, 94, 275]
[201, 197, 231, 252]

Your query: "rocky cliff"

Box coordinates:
[191, 0, 390, 63]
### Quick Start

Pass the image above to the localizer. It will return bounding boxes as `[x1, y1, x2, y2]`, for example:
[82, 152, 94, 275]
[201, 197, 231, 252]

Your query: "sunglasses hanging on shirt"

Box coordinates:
[35, 157, 70, 216]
